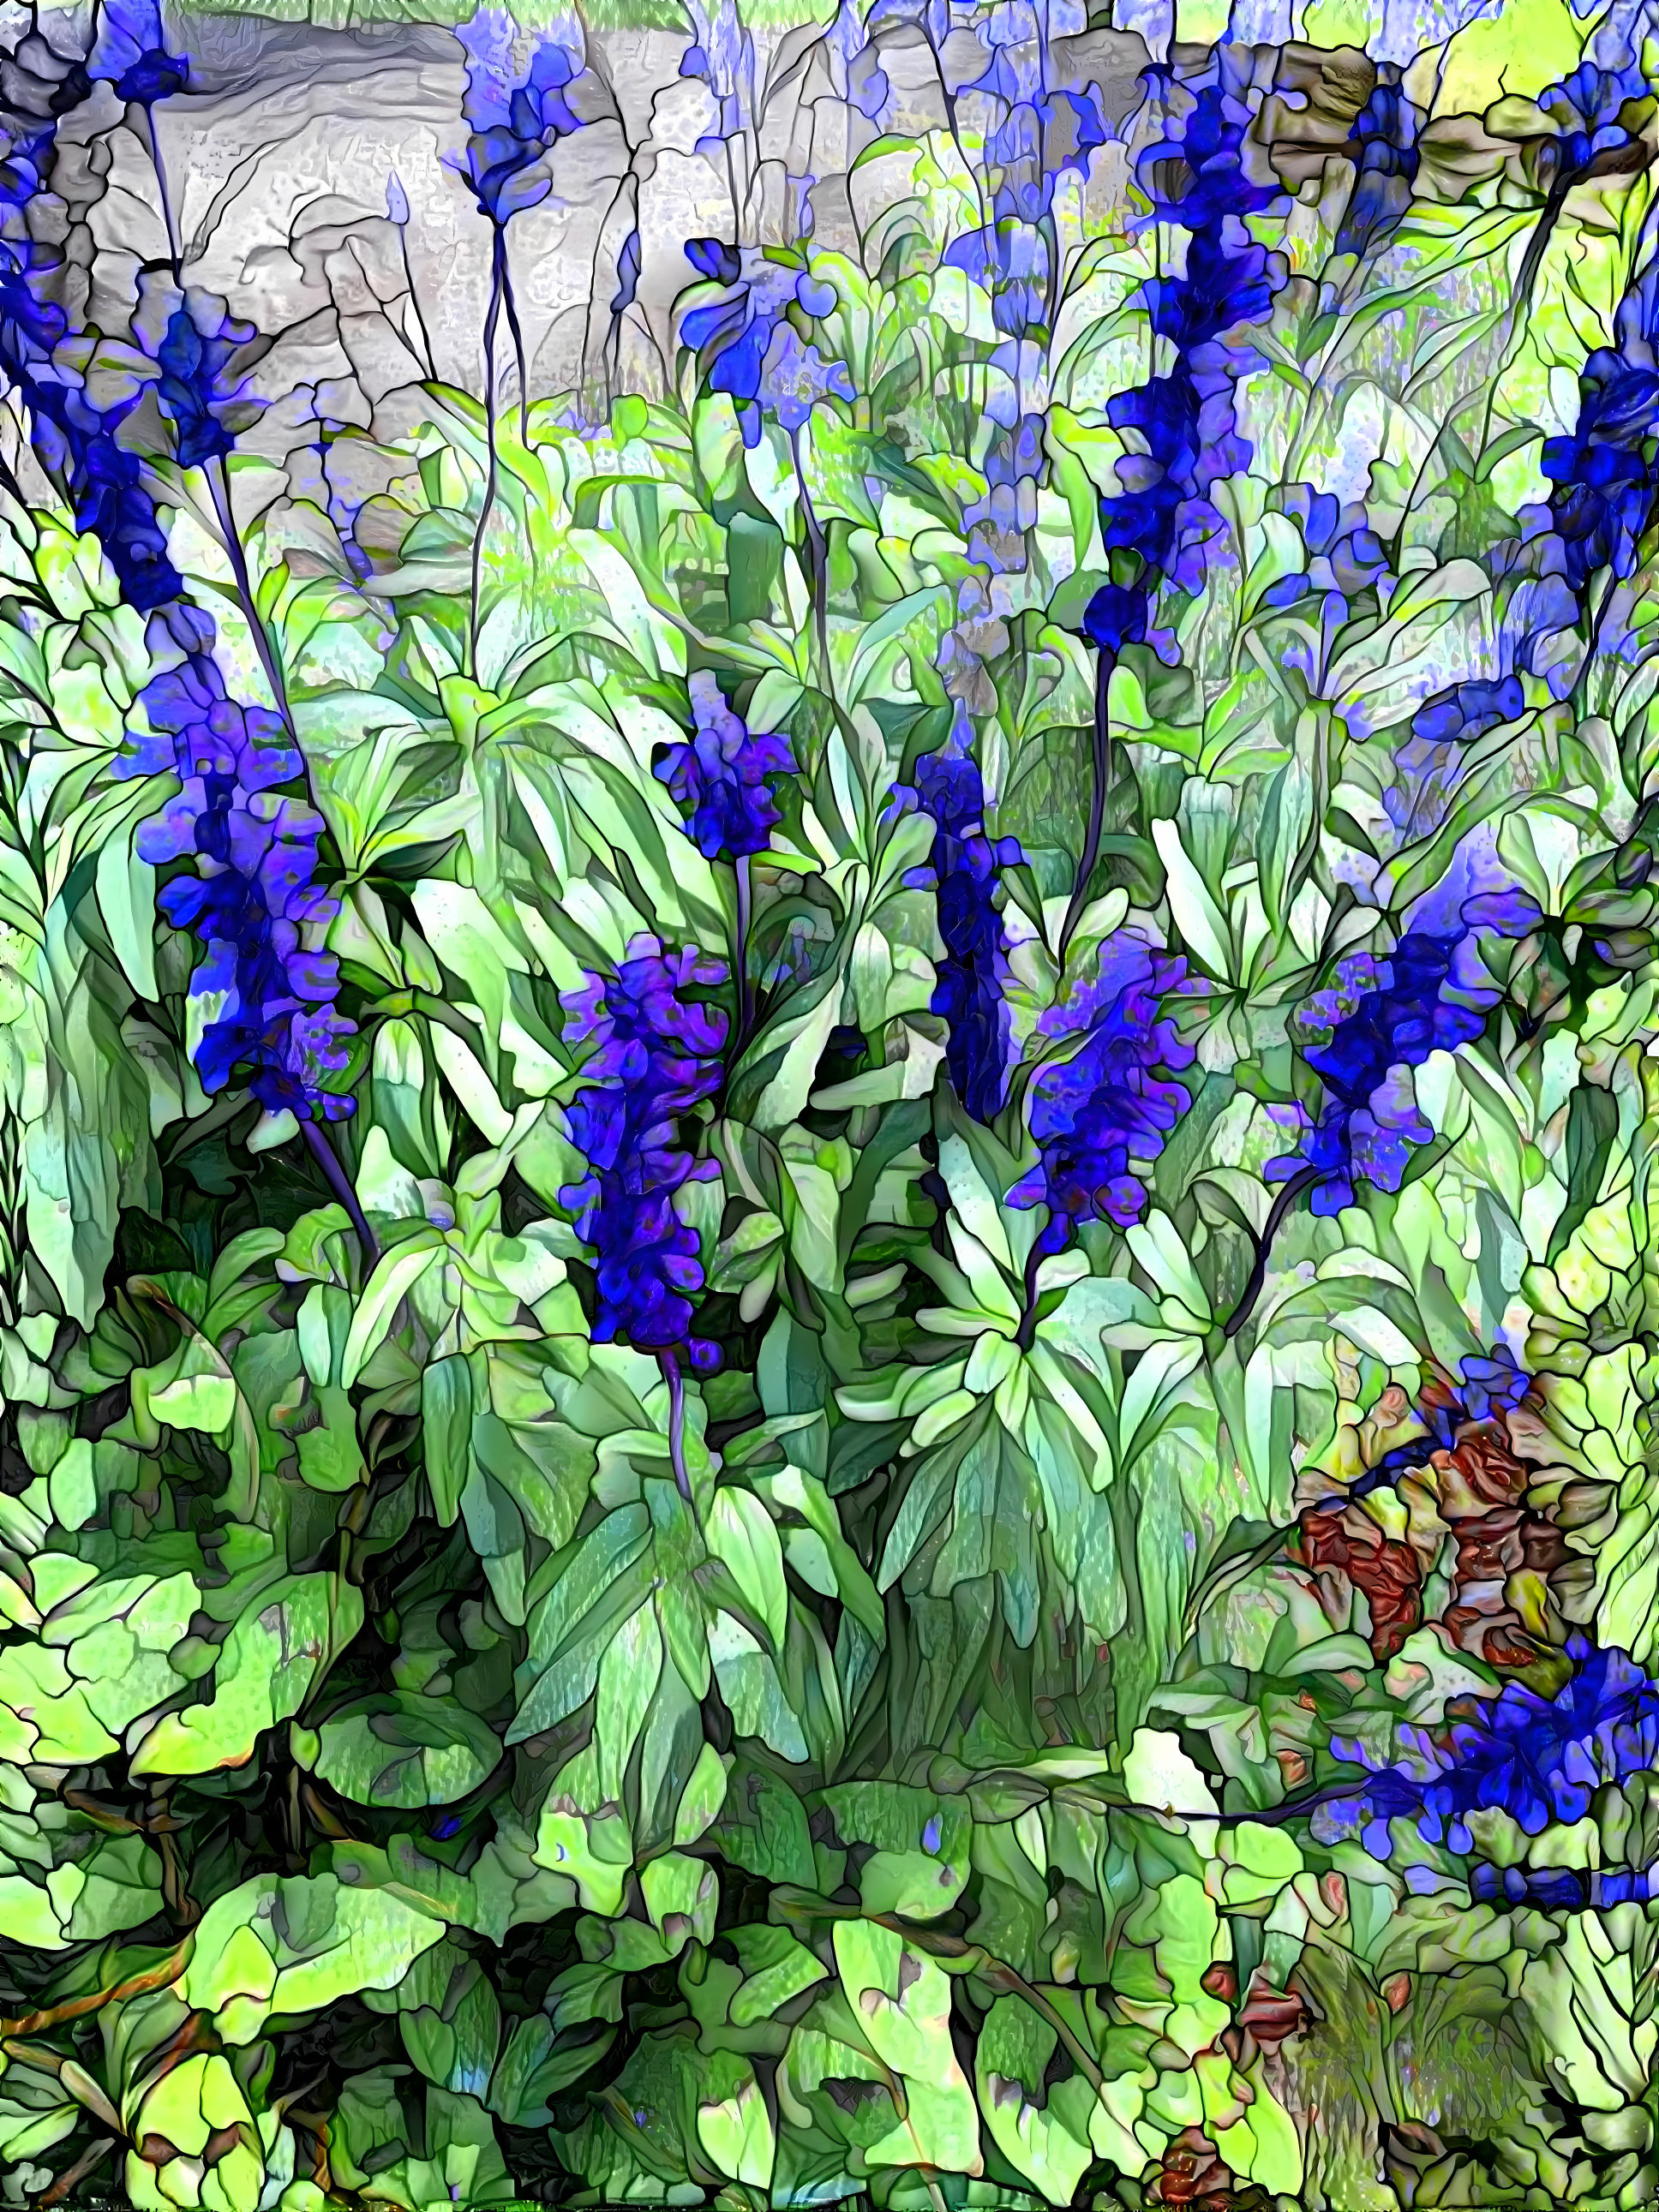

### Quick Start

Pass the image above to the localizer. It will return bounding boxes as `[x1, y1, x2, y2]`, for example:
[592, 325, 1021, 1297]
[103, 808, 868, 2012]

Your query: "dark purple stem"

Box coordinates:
[139, 103, 182, 284]
[1221, 1164, 1321, 1342]
[1058, 647, 1114, 963]
[734, 850, 754, 1041]
[1015, 1233, 1053, 1353]
[469, 228, 507, 681]
[661, 1350, 692, 1503]
[302, 1117, 380, 1267]
[498, 229, 531, 446]
[208, 459, 290, 724]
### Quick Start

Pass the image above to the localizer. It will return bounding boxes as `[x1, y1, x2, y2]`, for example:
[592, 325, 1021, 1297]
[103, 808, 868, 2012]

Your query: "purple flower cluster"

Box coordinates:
[1095, 49, 1283, 637]
[1010, 939, 1195, 1237]
[1261, 485, 1388, 608]
[453, 6, 587, 224]
[656, 673, 795, 861]
[1528, 54, 1650, 194]
[560, 939, 729, 1368]
[891, 706, 1022, 1124]
[90, 0, 189, 109]
[1451, 1346, 1530, 1429]
[0, 33, 180, 607]
[681, 248, 853, 447]
[758, 325, 854, 436]
[1272, 895, 1536, 1214]
[1383, 577, 1577, 840]
[1470, 1862, 1657, 1910]
[962, 389, 1046, 577]
[144, 287, 257, 469]
[1334, 66, 1420, 262]
[928, 9, 1108, 581]
[1541, 258, 1659, 594]
[1320, 1634, 1659, 1855]
[118, 655, 355, 1120]
[950, 1, 1108, 280]
[821, 0, 889, 127]
[1330, 1344, 1530, 1510]
[0, 289, 181, 607]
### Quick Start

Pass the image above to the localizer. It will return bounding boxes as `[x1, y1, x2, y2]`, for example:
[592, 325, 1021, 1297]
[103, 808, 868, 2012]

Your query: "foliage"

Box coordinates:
[0, 0, 1657, 2206]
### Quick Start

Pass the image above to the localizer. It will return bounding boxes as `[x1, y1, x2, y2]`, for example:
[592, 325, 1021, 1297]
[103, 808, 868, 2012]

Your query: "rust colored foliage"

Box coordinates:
[1295, 1502, 1422, 1659]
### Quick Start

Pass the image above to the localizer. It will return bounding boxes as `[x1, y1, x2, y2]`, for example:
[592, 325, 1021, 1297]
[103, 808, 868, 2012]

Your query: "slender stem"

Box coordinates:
[140, 101, 182, 282]
[1015, 1232, 1050, 1353]
[0, 441, 27, 514]
[498, 233, 531, 446]
[789, 426, 833, 703]
[1571, 569, 1615, 716]
[208, 457, 289, 721]
[301, 1115, 380, 1267]
[469, 229, 507, 682]
[37, 2137, 115, 2209]
[661, 1350, 692, 1503]
[734, 850, 754, 1041]
[397, 223, 438, 380]
[1387, 170, 1591, 571]
[1220, 1163, 1321, 1342]
[1057, 645, 1114, 963]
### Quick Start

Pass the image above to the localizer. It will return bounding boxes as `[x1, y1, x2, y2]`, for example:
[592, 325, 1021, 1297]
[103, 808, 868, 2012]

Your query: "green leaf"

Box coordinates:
[129, 1574, 364, 1778]
[315, 1694, 503, 1808]
[182, 1868, 446, 2042]
[830, 1920, 982, 2174]
[707, 1755, 817, 1886]
[341, 1236, 444, 1387]
[705, 1486, 789, 1652]
[696, 2051, 776, 2189]
[1152, 815, 1232, 982]
[728, 1924, 829, 2026]
[1548, 1080, 1620, 1266]
[422, 1353, 472, 1525]
[532, 1743, 634, 1915]
[296, 1384, 367, 1492]
[823, 1784, 970, 1920]
[975, 1996, 1093, 2207]
[491, 2015, 615, 2128]
[509, 1507, 655, 1743]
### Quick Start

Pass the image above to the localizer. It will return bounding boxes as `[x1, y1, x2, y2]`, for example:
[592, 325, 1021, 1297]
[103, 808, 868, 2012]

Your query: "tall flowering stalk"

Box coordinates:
[1333, 63, 1421, 265]
[942, 0, 1106, 605]
[0, 29, 181, 607]
[117, 647, 373, 1252]
[1541, 251, 1659, 619]
[452, 4, 590, 673]
[680, 245, 855, 701]
[1078, 51, 1282, 947]
[891, 703, 1023, 1125]
[134, 275, 282, 704]
[678, 0, 758, 235]
[656, 673, 795, 1037]
[1392, 48, 1653, 549]
[1222, 892, 1538, 1336]
[1271, 896, 1536, 1210]
[560, 940, 729, 1498]
[1010, 937, 1194, 1336]
[89, 0, 189, 275]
